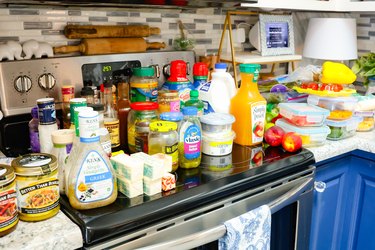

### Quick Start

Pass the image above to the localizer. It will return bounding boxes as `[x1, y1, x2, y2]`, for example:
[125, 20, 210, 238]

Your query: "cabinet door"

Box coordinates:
[346, 156, 375, 250]
[310, 156, 350, 250]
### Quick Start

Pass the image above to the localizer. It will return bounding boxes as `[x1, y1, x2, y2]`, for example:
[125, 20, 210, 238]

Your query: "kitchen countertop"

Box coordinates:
[0, 211, 83, 250]
[1, 131, 374, 249]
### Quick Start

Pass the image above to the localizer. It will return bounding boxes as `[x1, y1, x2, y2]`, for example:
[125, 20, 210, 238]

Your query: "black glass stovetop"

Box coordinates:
[60, 143, 315, 246]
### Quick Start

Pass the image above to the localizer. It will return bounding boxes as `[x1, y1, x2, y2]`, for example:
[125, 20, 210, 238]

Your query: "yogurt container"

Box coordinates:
[200, 113, 235, 133]
[202, 131, 235, 156]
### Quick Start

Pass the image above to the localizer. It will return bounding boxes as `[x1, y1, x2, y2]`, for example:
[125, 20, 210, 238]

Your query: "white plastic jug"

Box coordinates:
[198, 63, 237, 114]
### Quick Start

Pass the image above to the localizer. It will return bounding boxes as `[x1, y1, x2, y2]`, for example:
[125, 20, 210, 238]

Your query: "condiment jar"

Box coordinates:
[127, 102, 159, 153]
[148, 121, 179, 171]
[157, 90, 180, 113]
[130, 67, 158, 103]
[159, 111, 183, 132]
[12, 153, 60, 222]
[0, 165, 18, 237]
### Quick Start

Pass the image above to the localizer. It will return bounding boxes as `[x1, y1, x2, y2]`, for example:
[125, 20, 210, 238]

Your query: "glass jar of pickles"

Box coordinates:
[148, 121, 179, 172]
[12, 153, 60, 222]
[128, 102, 159, 153]
[0, 164, 18, 236]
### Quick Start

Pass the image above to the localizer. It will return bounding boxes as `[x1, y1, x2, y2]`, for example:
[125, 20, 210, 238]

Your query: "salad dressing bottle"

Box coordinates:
[67, 110, 117, 210]
[230, 64, 266, 146]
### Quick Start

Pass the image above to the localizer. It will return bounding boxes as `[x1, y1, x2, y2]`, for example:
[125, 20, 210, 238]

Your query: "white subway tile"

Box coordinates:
[0, 21, 23, 30]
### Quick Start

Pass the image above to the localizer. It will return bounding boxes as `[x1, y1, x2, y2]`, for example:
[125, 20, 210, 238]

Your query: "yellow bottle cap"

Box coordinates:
[149, 121, 177, 132]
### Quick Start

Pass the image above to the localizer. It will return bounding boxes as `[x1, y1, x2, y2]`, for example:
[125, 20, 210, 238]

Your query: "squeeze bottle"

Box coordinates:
[230, 64, 266, 146]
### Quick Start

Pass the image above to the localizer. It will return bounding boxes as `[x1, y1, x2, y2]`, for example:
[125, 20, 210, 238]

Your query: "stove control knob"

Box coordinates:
[14, 75, 32, 93]
[38, 73, 56, 90]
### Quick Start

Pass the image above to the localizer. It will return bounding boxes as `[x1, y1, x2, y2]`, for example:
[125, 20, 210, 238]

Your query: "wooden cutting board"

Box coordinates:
[64, 25, 161, 39]
[53, 38, 166, 55]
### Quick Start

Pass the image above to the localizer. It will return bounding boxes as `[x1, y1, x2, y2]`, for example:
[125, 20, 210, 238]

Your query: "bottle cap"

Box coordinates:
[160, 111, 183, 122]
[80, 86, 94, 96]
[103, 77, 113, 88]
[88, 103, 104, 112]
[150, 121, 177, 132]
[133, 67, 155, 77]
[182, 106, 198, 116]
[190, 90, 199, 98]
[215, 63, 227, 70]
[193, 62, 208, 77]
[167, 60, 189, 82]
[239, 64, 261, 74]
[130, 102, 159, 111]
[51, 129, 74, 144]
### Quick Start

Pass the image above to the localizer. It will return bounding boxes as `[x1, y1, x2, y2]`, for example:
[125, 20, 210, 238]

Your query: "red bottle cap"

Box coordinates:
[130, 102, 159, 111]
[167, 60, 189, 82]
[193, 62, 208, 77]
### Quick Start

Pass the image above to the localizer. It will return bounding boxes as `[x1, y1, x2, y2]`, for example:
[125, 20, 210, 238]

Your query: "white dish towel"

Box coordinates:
[218, 205, 271, 250]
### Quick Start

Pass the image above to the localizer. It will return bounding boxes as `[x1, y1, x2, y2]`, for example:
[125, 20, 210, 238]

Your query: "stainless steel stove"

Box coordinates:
[0, 50, 195, 156]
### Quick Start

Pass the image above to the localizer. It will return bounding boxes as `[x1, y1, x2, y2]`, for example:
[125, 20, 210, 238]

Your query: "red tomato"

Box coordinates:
[319, 83, 328, 91]
[331, 84, 343, 92]
[300, 83, 309, 89]
[307, 82, 319, 90]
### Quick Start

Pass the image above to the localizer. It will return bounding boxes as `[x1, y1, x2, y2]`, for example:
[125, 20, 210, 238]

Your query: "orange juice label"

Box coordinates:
[251, 101, 266, 144]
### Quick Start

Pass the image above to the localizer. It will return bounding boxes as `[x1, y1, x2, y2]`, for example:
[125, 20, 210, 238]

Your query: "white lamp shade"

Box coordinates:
[303, 18, 357, 60]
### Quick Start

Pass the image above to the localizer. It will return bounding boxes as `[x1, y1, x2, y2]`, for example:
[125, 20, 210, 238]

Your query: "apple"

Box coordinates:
[281, 132, 302, 153]
[264, 125, 285, 147]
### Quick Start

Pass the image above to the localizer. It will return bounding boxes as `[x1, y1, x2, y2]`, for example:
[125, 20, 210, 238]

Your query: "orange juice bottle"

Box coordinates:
[230, 64, 266, 146]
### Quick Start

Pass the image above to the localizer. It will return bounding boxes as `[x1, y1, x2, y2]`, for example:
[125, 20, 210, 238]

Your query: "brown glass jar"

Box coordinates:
[0, 164, 18, 236]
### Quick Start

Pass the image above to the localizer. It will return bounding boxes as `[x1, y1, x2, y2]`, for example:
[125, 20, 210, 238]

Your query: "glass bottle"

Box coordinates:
[184, 90, 204, 117]
[230, 64, 266, 146]
[67, 110, 117, 210]
[69, 98, 87, 131]
[89, 104, 112, 157]
[103, 77, 121, 152]
[29, 106, 40, 153]
[80, 85, 94, 104]
[178, 106, 202, 169]
[37, 98, 59, 154]
[116, 76, 131, 153]
[61, 85, 75, 129]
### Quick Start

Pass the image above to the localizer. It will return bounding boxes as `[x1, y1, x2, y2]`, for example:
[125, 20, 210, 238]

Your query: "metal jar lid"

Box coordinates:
[0, 164, 15, 187]
[12, 153, 58, 176]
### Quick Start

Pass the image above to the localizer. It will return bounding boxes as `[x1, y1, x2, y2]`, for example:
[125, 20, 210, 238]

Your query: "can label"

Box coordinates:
[17, 178, 59, 215]
[70, 101, 87, 125]
[75, 151, 114, 203]
[0, 182, 18, 233]
[37, 99, 56, 125]
[62, 86, 75, 103]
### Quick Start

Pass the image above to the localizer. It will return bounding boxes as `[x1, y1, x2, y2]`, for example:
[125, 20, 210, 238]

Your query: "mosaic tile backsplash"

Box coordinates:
[0, 5, 374, 74]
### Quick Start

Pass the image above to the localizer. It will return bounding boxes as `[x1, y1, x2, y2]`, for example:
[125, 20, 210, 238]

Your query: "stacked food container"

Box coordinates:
[353, 95, 375, 132]
[307, 95, 363, 140]
[275, 103, 331, 147]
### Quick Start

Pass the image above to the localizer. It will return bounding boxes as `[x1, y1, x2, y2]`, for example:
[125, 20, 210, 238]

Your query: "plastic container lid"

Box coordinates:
[353, 110, 375, 117]
[160, 111, 183, 121]
[276, 118, 331, 135]
[150, 121, 177, 132]
[133, 67, 155, 77]
[239, 64, 261, 73]
[193, 62, 208, 77]
[325, 116, 363, 127]
[88, 103, 104, 112]
[182, 106, 198, 116]
[278, 103, 330, 116]
[130, 102, 159, 111]
[308, 95, 358, 104]
[200, 113, 235, 126]
[215, 63, 227, 70]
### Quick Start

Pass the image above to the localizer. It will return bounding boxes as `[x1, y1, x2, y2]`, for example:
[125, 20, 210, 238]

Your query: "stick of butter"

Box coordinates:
[111, 153, 144, 181]
[131, 152, 164, 180]
[117, 175, 143, 198]
[143, 176, 162, 196]
[152, 153, 172, 173]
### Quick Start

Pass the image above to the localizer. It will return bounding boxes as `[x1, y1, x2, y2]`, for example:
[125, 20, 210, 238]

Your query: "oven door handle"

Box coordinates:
[137, 176, 314, 250]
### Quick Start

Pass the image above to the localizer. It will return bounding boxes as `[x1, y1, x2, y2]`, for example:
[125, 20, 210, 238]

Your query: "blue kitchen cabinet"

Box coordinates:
[310, 151, 375, 250]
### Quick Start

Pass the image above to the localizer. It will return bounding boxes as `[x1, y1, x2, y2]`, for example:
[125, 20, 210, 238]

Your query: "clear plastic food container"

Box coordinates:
[307, 95, 358, 120]
[202, 131, 235, 156]
[325, 116, 363, 140]
[278, 103, 330, 126]
[275, 118, 331, 147]
[354, 111, 375, 132]
[200, 113, 235, 133]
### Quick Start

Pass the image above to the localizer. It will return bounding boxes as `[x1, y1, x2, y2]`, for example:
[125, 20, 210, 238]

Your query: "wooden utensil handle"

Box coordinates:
[147, 42, 166, 50]
[53, 45, 82, 54]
